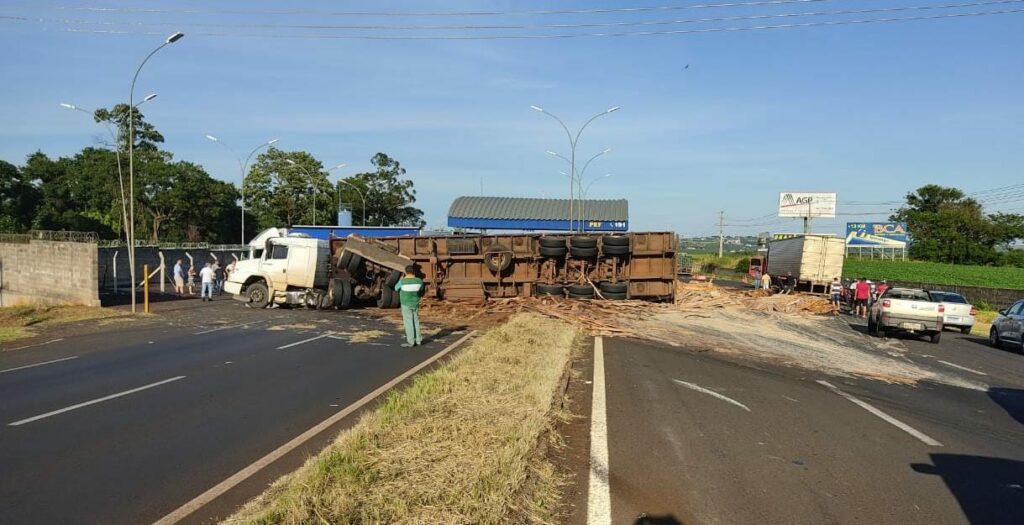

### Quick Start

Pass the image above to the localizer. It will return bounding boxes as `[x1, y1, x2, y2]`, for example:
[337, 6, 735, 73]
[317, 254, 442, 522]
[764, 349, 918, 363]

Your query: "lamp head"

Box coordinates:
[267, 139, 279, 145]
[530, 105, 544, 112]
[166, 32, 185, 43]
[606, 106, 620, 113]
[60, 103, 76, 109]
[205, 135, 219, 142]
[143, 93, 157, 102]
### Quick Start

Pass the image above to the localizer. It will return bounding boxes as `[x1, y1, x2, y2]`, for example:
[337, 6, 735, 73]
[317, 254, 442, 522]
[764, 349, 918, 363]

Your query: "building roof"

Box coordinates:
[448, 196, 628, 222]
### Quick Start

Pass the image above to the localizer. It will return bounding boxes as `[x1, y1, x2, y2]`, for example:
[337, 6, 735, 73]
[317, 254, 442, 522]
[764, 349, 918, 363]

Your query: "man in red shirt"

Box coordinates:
[875, 280, 889, 299]
[855, 277, 871, 318]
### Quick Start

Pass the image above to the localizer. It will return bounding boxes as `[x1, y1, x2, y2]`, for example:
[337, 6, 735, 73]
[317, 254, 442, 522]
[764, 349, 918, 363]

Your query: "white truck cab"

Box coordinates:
[224, 228, 330, 307]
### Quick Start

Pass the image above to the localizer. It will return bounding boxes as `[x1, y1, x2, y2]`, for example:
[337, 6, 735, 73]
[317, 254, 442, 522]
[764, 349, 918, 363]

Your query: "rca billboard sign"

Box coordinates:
[845, 222, 909, 247]
[778, 192, 837, 218]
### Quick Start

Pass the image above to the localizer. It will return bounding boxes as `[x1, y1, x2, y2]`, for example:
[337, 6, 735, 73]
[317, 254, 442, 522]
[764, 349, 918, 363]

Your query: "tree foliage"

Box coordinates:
[244, 147, 335, 229]
[340, 152, 424, 227]
[0, 160, 40, 233]
[891, 184, 1024, 265]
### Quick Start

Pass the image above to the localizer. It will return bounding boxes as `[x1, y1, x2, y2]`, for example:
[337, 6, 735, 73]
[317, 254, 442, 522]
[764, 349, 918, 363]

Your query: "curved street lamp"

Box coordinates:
[532, 105, 619, 232]
[60, 94, 157, 252]
[127, 30, 184, 312]
[206, 135, 279, 243]
[327, 164, 368, 226]
[580, 174, 613, 232]
[548, 147, 611, 225]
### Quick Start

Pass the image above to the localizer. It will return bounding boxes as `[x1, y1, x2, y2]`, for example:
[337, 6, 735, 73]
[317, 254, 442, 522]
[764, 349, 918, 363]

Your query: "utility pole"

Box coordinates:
[718, 211, 725, 257]
[803, 200, 812, 234]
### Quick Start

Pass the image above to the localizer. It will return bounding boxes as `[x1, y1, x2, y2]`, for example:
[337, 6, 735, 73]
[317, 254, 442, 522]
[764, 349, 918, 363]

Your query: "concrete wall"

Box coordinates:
[97, 247, 249, 292]
[0, 240, 101, 307]
[889, 281, 1023, 310]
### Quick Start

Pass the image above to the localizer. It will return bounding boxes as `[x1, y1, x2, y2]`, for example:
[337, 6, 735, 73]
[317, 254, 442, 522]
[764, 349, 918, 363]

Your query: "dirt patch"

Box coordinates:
[0, 305, 127, 345]
[228, 313, 578, 524]
[266, 323, 318, 331]
[333, 329, 389, 343]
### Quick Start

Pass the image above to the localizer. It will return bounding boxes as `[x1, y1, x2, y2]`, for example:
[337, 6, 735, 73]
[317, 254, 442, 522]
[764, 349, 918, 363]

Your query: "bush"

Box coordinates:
[734, 257, 751, 273]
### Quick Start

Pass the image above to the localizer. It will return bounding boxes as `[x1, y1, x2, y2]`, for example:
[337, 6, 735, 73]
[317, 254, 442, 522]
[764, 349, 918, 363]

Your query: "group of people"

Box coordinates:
[828, 276, 889, 317]
[172, 258, 236, 302]
[751, 270, 798, 294]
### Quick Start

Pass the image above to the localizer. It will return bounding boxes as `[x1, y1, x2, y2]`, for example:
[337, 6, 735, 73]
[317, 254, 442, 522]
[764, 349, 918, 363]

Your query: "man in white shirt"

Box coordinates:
[199, 262, 215, 302]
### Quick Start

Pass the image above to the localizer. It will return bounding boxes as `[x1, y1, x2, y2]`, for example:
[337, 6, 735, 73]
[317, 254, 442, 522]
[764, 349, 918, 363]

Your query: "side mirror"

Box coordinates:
[998, 309, 1007, 316]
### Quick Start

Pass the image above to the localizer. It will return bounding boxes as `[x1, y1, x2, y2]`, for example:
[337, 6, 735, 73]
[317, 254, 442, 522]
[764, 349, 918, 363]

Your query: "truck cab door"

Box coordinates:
[261, 242, 290, 292]
[286, 245, 311, 288]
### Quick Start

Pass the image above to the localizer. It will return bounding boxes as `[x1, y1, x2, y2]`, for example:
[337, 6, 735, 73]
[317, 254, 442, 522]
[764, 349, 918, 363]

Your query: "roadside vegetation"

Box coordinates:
[229, 313, 579, 524]
[843, 259, 1024, 290]
[0, 305, 125, 344]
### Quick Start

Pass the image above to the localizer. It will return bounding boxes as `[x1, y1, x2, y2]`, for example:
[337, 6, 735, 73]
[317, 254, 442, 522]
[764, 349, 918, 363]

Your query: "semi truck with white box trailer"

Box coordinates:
[764, 234, 845, 294]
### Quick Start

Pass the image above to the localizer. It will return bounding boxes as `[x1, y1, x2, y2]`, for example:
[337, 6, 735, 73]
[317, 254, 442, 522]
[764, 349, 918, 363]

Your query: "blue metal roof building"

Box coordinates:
[289, 225, 421, 240]
[447, 196, 629, 231]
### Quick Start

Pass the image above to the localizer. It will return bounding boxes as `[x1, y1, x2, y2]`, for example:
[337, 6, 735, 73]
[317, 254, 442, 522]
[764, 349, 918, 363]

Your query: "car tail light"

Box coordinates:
[882, 299, 891, 308]
[938, 304, 945, 313]
[970, 306, 976, 316]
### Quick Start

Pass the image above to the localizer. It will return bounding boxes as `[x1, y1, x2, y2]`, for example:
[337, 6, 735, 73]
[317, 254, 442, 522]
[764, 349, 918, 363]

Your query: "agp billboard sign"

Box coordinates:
[845, 222, 909, 247]
[778, 192, 837, 218]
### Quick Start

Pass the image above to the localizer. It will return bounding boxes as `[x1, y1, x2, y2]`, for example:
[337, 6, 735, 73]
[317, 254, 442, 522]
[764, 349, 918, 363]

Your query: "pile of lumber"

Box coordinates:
[675, 281, 836, 315]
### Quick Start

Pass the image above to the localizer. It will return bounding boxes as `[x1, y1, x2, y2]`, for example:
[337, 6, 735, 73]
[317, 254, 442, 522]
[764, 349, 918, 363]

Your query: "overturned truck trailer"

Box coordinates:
[334, 232, 678, 305]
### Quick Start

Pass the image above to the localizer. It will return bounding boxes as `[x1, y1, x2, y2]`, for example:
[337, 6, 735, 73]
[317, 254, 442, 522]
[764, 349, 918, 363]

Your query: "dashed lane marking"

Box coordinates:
[0, 355, 79, 375]
[817, 380, 943, 447]
[937, 360, 988, 376]
[276, 332, 334, 350]
[8, 376, 186, 426]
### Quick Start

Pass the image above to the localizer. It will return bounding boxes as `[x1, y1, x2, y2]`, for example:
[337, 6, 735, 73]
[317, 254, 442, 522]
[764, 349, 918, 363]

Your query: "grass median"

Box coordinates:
[0, 305, 125, 345]
[228, 312, 580, 525]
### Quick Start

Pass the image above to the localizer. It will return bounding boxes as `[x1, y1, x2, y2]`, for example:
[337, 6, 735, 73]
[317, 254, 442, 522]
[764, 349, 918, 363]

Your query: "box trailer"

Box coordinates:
[765, 235, 844, 294]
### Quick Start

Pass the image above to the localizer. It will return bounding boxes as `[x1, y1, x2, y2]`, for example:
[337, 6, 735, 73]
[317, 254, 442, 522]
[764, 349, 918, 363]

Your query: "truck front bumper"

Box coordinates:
[223, 281, 243, 296]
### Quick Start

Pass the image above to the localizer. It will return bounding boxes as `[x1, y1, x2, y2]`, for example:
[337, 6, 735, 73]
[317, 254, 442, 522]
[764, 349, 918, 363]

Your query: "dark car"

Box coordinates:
[989, 299, 1024, 353]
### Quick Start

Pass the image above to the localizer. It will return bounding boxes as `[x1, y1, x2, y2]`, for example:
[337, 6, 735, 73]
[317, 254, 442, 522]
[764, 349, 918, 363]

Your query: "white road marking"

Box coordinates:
[587, 336, 611, 525]
[276, 332, 333, 350]
[193, 320, 268, 335]
[0, 355, 79, 375]
[673, 379, 752, 412]
[937, 360, 987, 376]
[152, 330, 476, 525]
[816, 380, 943, 447]
[4, 338, 65, 351]
[8, 376, 186, 426]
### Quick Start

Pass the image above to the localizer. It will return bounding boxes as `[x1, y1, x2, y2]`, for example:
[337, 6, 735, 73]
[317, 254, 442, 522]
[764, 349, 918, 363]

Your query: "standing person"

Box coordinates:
[172, 259, 185, 295]
[752, 268, 762, 290]
[394, 265, 425, 347]
[211, 258, 225, 296]
[855, 277, 871, 318]
[187, 265, 197, 295]
[875, 279, 889, 298]
[225, 259, 236, 281]
[782, 271, 796, 294]
[829, 277, 842, 309]
[761, 272, 772, 292]
[199, 262, 215, 302]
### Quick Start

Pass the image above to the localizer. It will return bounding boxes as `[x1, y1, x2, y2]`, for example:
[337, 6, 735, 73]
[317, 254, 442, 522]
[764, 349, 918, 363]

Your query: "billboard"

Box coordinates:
[778, 192, 837, 218]
[845, 222, 909, 247]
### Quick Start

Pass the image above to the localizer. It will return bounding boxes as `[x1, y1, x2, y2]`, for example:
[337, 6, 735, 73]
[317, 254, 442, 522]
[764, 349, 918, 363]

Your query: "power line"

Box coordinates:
[7, 1, 1020, 31]
[4, 7, 1021, 40]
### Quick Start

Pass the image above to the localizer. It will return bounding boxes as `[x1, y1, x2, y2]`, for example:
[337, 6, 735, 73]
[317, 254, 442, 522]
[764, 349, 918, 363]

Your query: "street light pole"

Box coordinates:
[548, 147, 611, 227]
[127, 31, 184, 313]
[206, 135, 279, 244]
[581, 174, 613, 232]
[61, 94, 156, 251]
[532, 105, 619, 232]
[327, 164, 367, 226]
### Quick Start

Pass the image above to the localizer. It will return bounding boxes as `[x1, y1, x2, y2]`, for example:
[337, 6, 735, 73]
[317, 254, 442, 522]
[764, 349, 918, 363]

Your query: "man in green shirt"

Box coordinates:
[394, 265, 425, 347]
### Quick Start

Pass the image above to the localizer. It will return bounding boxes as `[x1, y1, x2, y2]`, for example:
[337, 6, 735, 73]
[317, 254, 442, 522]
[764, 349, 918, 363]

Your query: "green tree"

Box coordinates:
[0, 160, 40, 232]
[244, 148, 334, 229]
[340, 152, 424, 227]
[23, 150, 120, 237]
[93, 104, 164, 152]
[139, 159, 241, 243]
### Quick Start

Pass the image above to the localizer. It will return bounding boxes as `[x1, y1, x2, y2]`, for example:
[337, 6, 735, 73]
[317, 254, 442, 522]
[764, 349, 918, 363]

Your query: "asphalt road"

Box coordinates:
[0, 300, 461, 524]
[571, 322, 1024, 525]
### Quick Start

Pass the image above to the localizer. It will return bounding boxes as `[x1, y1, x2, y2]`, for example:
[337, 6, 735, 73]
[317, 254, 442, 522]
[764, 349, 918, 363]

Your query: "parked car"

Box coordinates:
[868, 287, 944, 344]
[928, 291, 977, 334]
[989, 299, 1024, 353]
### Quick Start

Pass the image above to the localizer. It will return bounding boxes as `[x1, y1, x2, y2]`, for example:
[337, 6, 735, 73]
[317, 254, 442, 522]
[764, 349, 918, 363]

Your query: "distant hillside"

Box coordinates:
[680, 235, 760, 254]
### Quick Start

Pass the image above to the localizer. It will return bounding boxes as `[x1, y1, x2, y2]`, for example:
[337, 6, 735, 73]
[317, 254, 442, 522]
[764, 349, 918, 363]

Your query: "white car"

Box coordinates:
[868, 287, 945, 344]
[989, 299, 1024, 353]
[927, 291, 976, 334]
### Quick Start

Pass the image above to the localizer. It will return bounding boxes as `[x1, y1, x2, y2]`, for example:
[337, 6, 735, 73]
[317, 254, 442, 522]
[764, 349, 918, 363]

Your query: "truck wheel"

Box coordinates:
[539, 246, 568, 258]
[929, 331, 942, 344]
[385, 270, 402, 288]
[602, 244, 630, 256]
[567, 283, 595, 298]
[247, 282, 269, 309]
[602, 235, 629, 247]
[338, 251, 352, 270]
[990, 328, 1001, 348]
[535, 283, 565, 297]
[390, 290, 402, 308]
[346, 254, 364, 274]
[484, 248, 513, 273]
[329, 279, 352, 309]
[378, 287, 394, 309]
[538, 237, 567, 249]
[570, 236, 597, 249]
[570, 246, 598, 258]
[599, 281, 628, 294]
[602, 291, 627, 300]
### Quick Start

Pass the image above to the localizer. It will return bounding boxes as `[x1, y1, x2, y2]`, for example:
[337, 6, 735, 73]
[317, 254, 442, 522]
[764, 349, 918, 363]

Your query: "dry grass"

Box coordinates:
[971, 310, 998, 337]
[0, 305, 126, 345]
[227, 313, 579, 525]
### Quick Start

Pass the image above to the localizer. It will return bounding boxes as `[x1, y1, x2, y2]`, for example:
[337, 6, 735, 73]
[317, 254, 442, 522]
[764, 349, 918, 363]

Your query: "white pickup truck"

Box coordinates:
[867, 287, 944, 344]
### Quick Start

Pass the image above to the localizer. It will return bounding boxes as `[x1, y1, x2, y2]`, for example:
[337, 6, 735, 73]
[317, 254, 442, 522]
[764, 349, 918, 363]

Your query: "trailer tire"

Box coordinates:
[377, 287, 394, 308]
[338, 251, 352, 270]
[385, 270, 402, 288]
[346, 254, 364, 274]
[570, 246, 598, 258]
[570, 236, 597, 249]
[602, 291, 627, 300]
[329, 279, 352, 309]
[538, 237, 567, 249]
[390, 290, 402, 308]
[539, 246, 568, 258]
[535, 283, 565, 297]
[602, 244, 630, 256]
[246, 282, 270, 309]
[602, 235, 629, 247]
[599, 281, 628, 294]
[484, 247, 513, 273]
[567, 283, 595, 297]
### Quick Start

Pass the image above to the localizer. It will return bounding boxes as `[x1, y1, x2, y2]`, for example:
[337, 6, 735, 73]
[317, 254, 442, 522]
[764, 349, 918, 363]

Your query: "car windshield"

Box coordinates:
[929, 292, 967, 303]
[885, 289, 931, 301]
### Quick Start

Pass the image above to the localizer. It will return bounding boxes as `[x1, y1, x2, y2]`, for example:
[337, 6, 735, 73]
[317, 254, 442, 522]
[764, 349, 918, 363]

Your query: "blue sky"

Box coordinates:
[1, 0, 1022, 236]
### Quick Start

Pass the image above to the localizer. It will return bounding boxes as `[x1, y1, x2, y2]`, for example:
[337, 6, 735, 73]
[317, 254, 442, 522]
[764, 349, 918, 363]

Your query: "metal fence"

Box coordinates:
[0, 233, 31, 244]
[27, 230, 99, 243]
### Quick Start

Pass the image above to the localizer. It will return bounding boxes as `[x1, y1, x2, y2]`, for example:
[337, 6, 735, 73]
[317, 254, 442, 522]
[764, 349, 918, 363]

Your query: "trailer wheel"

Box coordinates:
[601, 244, 630, 256]
[535, 283, 565, 297]
[246, 282, 270, 309]
[567, 283, 595, 298]
[390, 289, 402, 308]
[539, 237, 567, 249]
[539, 246, 568, 258]
[570, 246, 598, 258]
[385, 270, 402, 288]
[338, 251, 352, 270]
[329, 279, 352, 309]
[599, 281, 628, 294]
[346, 254, 364, 274]
[570, 236, 597, 249]
[378, 287, 394, 308]
[602, 235, 629, 247]
[602, 291, 627, 300]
